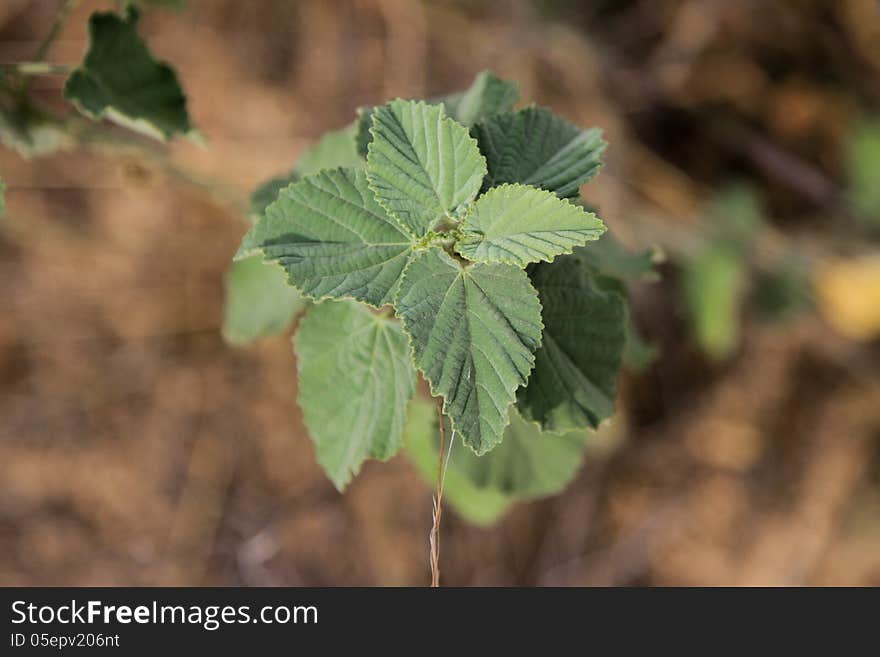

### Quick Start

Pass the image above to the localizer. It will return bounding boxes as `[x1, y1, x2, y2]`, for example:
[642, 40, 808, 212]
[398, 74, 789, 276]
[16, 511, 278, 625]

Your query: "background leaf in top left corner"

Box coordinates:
[64, 8, 193, 141]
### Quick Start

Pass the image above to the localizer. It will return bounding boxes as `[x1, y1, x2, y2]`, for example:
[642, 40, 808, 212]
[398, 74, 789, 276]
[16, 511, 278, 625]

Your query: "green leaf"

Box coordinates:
[295, 123, 362, 177]
[248, 174, 297, 222]
[847, 119, 880, 227]
[708, 184, 764, 245]
[441, 71, 519, 126]
[474, 106, 606, 198]
[295, 301, 416, 490]
[456, 183, 605, 266]
[517, 255, 626, 431]
[623, 315, 657, 372]
[243, 167, 416, 307]
[0, 107, 71, 158]
[404, 399, 512, 525]
[683, 243, 747, 360]
[366, 100, 487, 236]
[575, 231, 661, 281]
[354, 70, 519, 156]
[64, 8, 193, 141]
[355, 106, 375, 158]
[222, 255, 304, 345]
[247, 123, 361, 223]
[404, 399, 587, 525]
[395, 248, 543, 454]
[125, 0, 186, 9]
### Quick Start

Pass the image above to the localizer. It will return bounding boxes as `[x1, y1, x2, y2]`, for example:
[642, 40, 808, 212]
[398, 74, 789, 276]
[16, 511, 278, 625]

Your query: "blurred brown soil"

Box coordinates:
[0, 0, 878, 585]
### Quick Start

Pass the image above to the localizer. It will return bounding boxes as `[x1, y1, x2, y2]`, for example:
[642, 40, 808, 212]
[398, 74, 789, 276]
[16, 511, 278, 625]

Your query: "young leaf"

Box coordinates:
[441, 71, 520, 126]
[295, 301, 416, 490]
[517, 255, 626, 431]
[242, 167, 416, 307]
[222, 256, 304, 345]
[395, 248, 543, 454]
[366, 100, 487, 236]
[64, 8, 193, 141]
[404, 399, 587, 525]
[474, 106, 605, 198]
[295, 123, 362, 177]
[456, 183, 605, 266]
[354, 71, 519, 156]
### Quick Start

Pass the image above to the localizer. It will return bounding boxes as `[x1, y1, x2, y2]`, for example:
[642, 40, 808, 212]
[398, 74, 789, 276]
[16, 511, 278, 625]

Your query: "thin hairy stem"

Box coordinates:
[429, 402, 455, 587]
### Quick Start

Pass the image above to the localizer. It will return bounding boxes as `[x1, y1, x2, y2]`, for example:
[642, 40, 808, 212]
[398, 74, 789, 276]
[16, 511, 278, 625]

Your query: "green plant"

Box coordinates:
[232, 71, 651, 520]
[1, 1, 653, 580]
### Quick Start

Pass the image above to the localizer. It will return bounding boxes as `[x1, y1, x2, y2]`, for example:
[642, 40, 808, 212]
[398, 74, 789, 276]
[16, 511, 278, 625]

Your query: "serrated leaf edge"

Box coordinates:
[394, 247, 544, 456]
[454, 182, 607, 266]
[365, 99, 487, 239]
[246, 168, 418, 310]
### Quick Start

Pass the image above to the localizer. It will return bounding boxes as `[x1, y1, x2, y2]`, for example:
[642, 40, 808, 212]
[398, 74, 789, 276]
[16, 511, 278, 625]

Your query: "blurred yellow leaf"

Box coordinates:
[815, 256, 880, 340]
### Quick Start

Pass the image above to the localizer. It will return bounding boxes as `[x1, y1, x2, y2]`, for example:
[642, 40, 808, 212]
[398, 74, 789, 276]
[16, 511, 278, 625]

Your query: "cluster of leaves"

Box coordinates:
[232, 71, 653, 508]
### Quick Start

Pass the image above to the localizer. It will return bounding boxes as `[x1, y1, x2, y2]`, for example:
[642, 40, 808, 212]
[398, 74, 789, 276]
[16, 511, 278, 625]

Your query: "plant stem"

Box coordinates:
[34, 0, 81, 62]
[2, 62, 74, 76]
[429, 402, 455, 587]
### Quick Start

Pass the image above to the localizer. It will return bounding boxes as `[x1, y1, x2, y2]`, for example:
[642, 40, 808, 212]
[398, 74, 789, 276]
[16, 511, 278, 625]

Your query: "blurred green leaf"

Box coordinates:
[405, 398, 588, 526]
[752, 256, 812, 323]
[64, 8, 193, 141]
[707, 184, 764, 246]
[575, 231, 661, 281]
[125, 0, 186, 9]
[248, 174, 298, 223]
[355, 70, 519, 156]
[405, 399, 512, 525]
[623, 315, 657, 372]
[846, 119, 880, 227]
[247, 122, 362, 223]
[295, 122, 362, 177]
[222, 255, 304, 345]
[440, 70, 519, 126]
[0, 106, 71, 158]
[682, 244, 747, 360]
